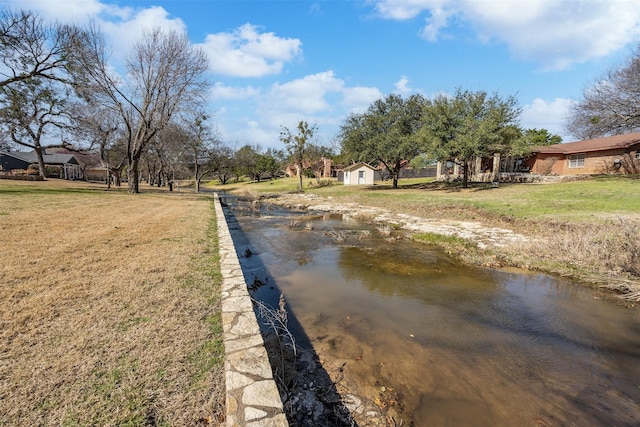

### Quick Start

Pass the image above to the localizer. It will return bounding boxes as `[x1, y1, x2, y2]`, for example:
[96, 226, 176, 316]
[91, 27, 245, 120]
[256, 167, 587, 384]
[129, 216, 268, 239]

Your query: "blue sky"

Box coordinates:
[13, 0, 640, 149]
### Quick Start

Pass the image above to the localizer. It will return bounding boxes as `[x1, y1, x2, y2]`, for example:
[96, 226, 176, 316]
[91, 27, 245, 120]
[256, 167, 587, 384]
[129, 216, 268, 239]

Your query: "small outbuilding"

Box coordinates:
[342, 162, 375, 186]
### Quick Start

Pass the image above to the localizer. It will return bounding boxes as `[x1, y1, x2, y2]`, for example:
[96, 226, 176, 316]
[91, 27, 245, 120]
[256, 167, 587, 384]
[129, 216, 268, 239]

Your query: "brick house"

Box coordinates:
[524, 133, 640, 175]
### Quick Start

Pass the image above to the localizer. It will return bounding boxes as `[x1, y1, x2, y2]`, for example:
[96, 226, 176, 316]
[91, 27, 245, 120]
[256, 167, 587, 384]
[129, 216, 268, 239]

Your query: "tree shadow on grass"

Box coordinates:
[360, 180, 517, 193]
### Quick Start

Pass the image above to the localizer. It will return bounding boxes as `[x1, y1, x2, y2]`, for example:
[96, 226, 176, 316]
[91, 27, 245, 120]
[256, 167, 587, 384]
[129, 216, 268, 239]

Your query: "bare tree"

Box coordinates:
[567, 46, 640, 139]
[210, 144, 234, 185]
[0, 9, 79, 88]
[145, 122, 192, 188]
[0, 9, 85, 178]
[70, 26, 209, 193]
[0, 77, 69, 177]
[69, 104, 124, 187]
[183, 112, 220, 193]
[280, 120, 317, 191]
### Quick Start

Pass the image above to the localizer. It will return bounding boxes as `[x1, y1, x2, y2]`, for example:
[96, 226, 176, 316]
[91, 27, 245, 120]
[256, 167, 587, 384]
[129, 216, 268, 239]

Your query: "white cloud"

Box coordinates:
[266, 71, 345, 115]
[521, 98, 576, 141]
[394, 75, 413, 96]
[371, 0, 448, 20]
[230, 119, 276, 147]
[12, 0, 107, 22]
[420, 7, 453, 42]
[199, 23, 302, 77]
[10, 1, 187, 58]
[213, 71, 382, 147]
[371, 0, 640, 70]
[100, 6, 187, 54]
[342, 86, 384, 113]
[211, 82, 260, 100]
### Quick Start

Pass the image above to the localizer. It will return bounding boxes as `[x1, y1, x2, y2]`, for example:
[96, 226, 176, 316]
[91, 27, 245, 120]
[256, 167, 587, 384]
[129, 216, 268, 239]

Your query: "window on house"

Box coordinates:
[636, 151, 640, 160]
[568, 153, 585, 168]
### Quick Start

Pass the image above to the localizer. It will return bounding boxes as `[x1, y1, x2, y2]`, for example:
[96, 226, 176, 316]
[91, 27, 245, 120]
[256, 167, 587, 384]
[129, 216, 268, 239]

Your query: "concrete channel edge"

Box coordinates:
[214, 193, 289, 427]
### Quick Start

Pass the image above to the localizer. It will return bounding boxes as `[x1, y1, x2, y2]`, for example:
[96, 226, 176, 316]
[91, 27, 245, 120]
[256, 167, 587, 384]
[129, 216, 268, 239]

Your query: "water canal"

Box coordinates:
[225, 197, 640, 426]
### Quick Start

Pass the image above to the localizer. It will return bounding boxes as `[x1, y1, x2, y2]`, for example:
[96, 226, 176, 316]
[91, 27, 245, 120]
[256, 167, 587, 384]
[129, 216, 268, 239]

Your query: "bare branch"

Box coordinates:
[567, 45, 640, 138]
[0, 9, 80, 88]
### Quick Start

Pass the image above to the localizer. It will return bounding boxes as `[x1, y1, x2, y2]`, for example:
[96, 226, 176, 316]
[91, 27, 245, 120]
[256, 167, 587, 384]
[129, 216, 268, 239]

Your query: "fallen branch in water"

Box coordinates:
[600, 282, 640, 302]
[252, 294, 297, 357]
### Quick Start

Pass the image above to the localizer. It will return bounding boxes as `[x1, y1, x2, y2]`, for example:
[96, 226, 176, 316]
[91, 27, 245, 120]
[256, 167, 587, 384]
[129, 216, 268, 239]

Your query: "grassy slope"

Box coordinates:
[0, 180, 225, 426]
[213, 175, 640, 222]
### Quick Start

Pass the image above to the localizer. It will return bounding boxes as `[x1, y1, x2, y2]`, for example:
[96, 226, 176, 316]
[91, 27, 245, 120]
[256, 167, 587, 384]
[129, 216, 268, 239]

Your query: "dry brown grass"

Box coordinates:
[0, 180, 224, 426]
[505, 218, 640, 297]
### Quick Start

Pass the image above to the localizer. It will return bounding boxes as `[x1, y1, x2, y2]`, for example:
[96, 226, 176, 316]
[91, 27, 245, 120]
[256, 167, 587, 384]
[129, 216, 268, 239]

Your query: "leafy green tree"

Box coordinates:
[253, 153, 279, 182]
[231, 144, 282, 182]
[279, 120, 317, 191]
[234, 144, 259, 180]
[234, 144, 278, 182]
[494, 127, 561, 172]
[408, 153, 437, 169]
[523, 128, 562, 146]
[422, 89, 521, 188]
[567, 45, 640, 138]
[264, 147, 286, 178]
[339, 93, 427, 188]
[510, 128, 561, 157]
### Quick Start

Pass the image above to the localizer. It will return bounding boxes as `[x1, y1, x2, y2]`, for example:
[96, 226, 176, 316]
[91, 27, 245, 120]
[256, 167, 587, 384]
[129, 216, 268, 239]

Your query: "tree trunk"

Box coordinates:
[296, 164, 303, 191]
[113, 168, 122, 187]
[463, 162, 469, 188]
[35, 146, 47, 178]
[194, 163, 199, 193]
[128, 158, 140, 193]
[391, 160, 400, 188]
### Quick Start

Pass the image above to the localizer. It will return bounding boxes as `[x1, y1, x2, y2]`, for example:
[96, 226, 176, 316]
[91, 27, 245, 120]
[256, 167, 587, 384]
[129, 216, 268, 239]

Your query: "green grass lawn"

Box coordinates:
[209, 175, 640, 223]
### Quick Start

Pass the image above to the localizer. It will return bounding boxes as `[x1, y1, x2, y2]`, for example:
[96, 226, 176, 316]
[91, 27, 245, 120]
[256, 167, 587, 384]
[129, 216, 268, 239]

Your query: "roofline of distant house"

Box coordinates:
[341, 162, 376, 172]
[533, 133, 640, 155]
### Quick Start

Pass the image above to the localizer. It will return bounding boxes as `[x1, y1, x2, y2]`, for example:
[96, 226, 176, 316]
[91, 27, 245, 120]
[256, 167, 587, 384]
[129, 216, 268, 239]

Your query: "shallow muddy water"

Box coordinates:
[227, 198, 640, 426]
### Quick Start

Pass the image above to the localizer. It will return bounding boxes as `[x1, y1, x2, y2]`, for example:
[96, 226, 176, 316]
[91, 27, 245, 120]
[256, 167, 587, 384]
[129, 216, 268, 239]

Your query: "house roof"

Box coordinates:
[534, 132, 640, 155]
[342, 162, 376, 172]
[1, 150, 32, 162]
[0, 150, 78, 165]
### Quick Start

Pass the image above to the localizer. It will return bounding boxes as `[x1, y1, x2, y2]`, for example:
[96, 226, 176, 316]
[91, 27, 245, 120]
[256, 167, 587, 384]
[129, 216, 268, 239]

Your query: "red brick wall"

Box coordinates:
[527, 147, 639, 175]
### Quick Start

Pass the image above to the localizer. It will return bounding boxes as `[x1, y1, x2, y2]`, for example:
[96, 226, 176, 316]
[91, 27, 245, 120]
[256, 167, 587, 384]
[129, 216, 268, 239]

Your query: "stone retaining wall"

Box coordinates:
[214, 194, 288, 427]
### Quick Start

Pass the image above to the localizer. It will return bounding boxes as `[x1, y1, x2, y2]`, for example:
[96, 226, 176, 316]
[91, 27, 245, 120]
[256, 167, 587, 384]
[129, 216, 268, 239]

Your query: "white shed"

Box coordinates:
[343, 162, 375, 185]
